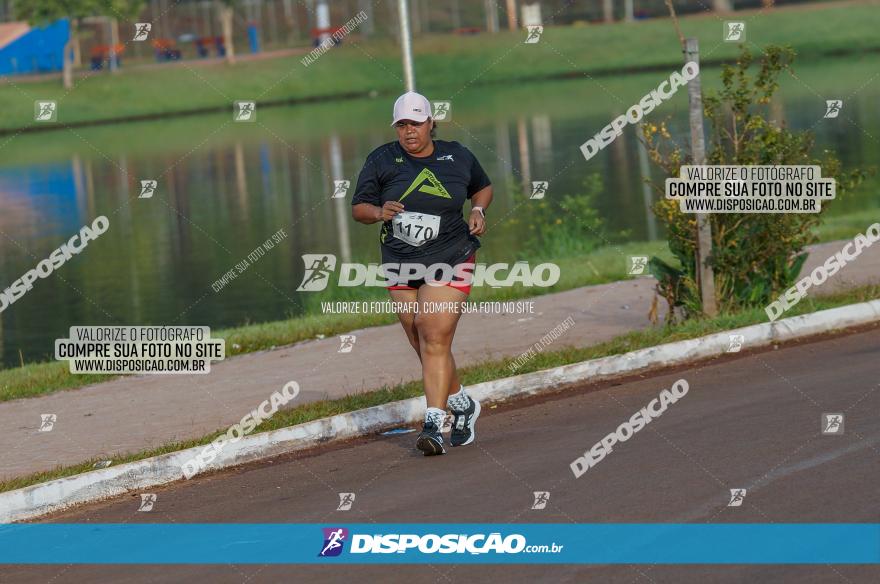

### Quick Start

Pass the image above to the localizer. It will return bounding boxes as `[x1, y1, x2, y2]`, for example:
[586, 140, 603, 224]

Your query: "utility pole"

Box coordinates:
[684, 38, 717, 317]
[397, 0, 415, 91]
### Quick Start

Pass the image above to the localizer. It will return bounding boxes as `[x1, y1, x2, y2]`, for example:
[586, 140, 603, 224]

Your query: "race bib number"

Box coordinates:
[391, 211, 441, 247]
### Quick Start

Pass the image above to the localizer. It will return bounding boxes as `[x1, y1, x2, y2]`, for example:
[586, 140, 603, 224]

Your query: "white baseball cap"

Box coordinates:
[391, 91, 432, 126]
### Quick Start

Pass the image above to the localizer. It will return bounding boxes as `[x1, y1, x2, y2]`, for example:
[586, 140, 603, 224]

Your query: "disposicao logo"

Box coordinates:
[296, 254, 560, 291]
[319, 527, 348, 557]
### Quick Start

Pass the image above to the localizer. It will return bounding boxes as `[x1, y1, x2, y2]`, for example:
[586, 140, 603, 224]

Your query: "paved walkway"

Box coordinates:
[2, 239, 878, 480]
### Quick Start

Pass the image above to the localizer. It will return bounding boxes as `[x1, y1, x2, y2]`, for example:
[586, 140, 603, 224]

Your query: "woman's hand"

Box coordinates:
[469, 208, 486, 236]
[378, 201, 405, 221]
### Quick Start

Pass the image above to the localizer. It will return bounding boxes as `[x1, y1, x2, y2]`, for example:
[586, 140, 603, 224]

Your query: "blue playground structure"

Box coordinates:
[0, 19, 69, 75]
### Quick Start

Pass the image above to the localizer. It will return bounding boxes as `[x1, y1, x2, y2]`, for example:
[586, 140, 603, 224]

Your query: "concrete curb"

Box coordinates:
[2, 299, 878, 523]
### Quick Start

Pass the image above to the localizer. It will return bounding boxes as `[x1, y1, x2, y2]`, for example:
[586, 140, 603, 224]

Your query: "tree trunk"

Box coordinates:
[624, 0, 634, 22]
[63, 37, 74, 89]
[484, 0, 498, 33]
[712, 0, 733, 13]
[505, 0, 517, 30]
[72, 19, 82, 68]
[603, 0, 613, 23]
[109, 17, 119, 73]
[220, 5, 236, 64]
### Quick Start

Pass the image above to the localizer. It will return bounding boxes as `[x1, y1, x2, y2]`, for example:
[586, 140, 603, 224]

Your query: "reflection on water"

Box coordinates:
[1, 66, 878, 366]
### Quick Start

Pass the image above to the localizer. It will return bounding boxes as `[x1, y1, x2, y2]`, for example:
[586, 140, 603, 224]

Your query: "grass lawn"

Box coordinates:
[1, 1, 879, 131]
[2, 281, 877, 494]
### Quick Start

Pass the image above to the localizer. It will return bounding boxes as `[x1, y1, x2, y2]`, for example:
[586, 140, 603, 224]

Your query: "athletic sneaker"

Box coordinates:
[450, 397, 481, 447]
[416, 422, 446, 456]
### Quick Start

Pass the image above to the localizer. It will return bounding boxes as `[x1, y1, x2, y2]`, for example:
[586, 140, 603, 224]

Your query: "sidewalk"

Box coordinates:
[2, 239, 878, 481]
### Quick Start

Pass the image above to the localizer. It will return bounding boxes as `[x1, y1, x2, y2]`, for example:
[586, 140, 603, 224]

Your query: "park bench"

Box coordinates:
[310, 27, 345, 47]
[194, 36, 225, 58]
[89, 43, 125, 70]
[152, 38, 181, 61]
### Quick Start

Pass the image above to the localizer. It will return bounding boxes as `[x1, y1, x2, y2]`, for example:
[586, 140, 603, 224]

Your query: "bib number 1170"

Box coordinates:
[391, 211, 441, 247]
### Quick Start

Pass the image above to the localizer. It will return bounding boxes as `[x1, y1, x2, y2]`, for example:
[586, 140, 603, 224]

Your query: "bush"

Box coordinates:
[642, 46, 868, 320]
[521, 174, 613, 259]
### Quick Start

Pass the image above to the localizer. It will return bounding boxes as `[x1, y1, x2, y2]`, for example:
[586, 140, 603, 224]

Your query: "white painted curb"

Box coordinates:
[2, 299, 878, 523]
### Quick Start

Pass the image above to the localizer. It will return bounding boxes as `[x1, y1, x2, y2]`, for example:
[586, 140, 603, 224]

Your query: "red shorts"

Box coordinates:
[386, 253, 476, 295]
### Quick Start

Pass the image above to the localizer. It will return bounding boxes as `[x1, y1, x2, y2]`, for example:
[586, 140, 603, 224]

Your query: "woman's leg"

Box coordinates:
[388, 287, 463, 395]
[388, 288, 421, 360]
[414, 283, 468, 410]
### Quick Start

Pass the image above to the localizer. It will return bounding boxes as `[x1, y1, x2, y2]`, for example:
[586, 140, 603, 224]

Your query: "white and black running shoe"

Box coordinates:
[416, 422, 446, 456]
[450, 398, 481, 447]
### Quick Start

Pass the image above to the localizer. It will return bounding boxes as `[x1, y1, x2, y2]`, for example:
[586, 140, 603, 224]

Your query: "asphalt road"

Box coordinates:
[6, 325, 880, 583]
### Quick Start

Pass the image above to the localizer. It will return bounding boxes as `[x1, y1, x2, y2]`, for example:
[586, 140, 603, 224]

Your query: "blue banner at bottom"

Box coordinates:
[0, 524, 878, 564]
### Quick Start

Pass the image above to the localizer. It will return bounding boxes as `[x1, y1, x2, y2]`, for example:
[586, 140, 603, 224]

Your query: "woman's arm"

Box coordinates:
[470, 186, 492, 211]
[468, 185, 492, 236]
[352, 201, 405, 224]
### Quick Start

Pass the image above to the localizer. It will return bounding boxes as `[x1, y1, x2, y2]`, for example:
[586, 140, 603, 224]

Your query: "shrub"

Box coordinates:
[522, 174, 613, 259]
[642, 46, 868, 320]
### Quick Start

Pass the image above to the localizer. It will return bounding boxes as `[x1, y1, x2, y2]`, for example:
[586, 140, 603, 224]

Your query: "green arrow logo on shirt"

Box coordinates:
[398, 168, 452, 202]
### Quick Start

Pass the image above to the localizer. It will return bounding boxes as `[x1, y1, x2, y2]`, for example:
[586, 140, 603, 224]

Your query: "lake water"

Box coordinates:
[1, 54, 878, 366]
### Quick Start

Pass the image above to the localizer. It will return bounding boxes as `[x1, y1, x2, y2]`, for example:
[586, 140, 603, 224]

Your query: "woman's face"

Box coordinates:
[395, 118, 433, 155]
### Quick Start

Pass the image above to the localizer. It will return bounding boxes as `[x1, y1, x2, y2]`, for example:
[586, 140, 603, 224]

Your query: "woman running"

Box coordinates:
[351, 91, 493, 456]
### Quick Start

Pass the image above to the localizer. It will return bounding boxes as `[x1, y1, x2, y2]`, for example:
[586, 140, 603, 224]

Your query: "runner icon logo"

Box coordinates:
[338, 335, 356, 353]
[138, 493, 157, 512]
[525, 26, 543, 44]
[530, 181, 548, 200]
[234, 101, 256, 122]
[728, 489, 747, 507]
[724, 22, 745, 42]
[35, 101, 57, 122]
[337, 493, 356, 511]
[628, 256, 648, 275]
[332, 180, 350, 199]
[432, 101, 451, 121]
[824, 100, 842, 119]
[297, 254, 337, 291]
[727, 334, 744, 353]
[139, 180, 157, 199]
[319, 527, 349, 557]
[133, 23, 152, 41]
[822, 413, 844, 434]
[39, 414, 57, 432]
[531, 491, 550, 510]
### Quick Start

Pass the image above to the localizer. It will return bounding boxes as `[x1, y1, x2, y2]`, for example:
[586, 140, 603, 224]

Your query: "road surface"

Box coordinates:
[5, 324, 879, 582]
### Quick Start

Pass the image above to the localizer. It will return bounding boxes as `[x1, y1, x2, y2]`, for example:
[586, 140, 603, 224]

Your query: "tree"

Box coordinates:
[216, 0, 237, 64]
[15, 1, 92, 89]
[602, 0, 613, 23]
[642, 47, 868, 319]
[15, 0, 143, 88]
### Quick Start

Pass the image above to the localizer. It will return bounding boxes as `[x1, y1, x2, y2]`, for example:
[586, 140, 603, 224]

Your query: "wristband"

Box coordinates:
[472, 206, 485, 218]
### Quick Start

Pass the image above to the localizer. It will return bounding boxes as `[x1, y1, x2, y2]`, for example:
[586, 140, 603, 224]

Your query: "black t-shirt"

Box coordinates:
[351, 139, 491, 266]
